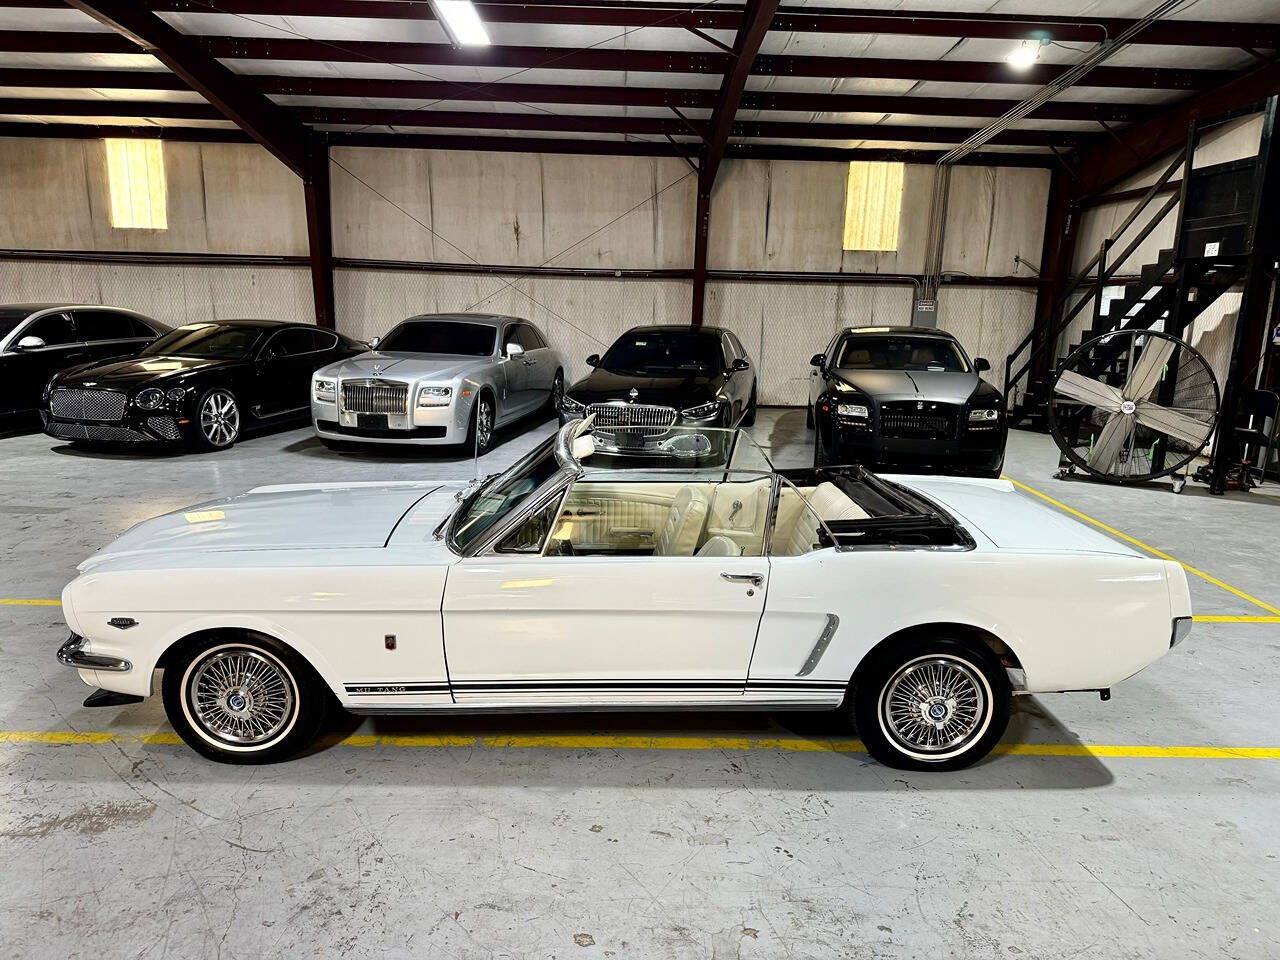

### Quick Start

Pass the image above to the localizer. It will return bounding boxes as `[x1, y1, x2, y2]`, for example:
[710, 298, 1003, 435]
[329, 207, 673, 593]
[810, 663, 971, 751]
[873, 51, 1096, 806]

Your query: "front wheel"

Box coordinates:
[465, 393, 495, 456]
[546, 369, 564, 413]
[851, 637, 1010, 771]
[161, 635, 328, 764]
[741, 382, 757, 427]
[192, 387, 241, 450]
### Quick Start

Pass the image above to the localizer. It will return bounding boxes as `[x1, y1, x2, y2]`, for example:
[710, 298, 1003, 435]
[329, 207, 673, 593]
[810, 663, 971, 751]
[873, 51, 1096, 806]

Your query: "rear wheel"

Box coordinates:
[851, 636, 1010, 771]
[161, 634, 328, 764]
[806, 404, 814, 429]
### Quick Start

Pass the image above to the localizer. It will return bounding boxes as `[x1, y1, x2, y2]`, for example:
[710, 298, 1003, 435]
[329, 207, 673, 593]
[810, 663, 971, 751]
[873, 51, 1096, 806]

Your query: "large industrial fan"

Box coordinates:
[1048, 329, 1220, 485]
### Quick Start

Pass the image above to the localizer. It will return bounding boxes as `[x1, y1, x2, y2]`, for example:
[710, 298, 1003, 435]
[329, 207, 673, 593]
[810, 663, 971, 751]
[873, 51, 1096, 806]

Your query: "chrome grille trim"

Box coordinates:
[50, 387, 127, 422]
[879, 401, 959, 441]
[341, 379, 409, 415]
[587, 402, 677, 439]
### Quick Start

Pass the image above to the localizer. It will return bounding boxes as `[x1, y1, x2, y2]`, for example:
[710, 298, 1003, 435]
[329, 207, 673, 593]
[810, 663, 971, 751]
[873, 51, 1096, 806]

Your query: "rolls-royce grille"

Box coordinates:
[50, 387, 127, 422]
[341, 379, 408, 415]
[879, 401, 959, 440]
[588, 402, 677, 439]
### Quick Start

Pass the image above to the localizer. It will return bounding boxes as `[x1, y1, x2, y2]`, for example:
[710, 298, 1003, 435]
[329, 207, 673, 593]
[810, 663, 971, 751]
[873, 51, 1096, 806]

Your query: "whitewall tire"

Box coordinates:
[162, 635, 328, 764]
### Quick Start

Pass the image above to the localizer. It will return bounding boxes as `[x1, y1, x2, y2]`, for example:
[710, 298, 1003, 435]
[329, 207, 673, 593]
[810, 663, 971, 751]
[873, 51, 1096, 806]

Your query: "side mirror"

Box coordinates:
[810, 353, 825, 368]
[730, 357, 750, 373]
[586, 353, 601, 367]
[15, 335, 46, 351]
[505, 342, 525, 359]
[368, 336, 381, 351]
[974, 357, 991, 372]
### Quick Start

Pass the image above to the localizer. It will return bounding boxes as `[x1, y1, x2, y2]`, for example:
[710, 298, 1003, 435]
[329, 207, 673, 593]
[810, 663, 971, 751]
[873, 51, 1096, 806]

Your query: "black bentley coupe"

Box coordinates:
[42, 319, 363, 450]
[808, 326, 1007, 477]
[559, 324, 757, 453]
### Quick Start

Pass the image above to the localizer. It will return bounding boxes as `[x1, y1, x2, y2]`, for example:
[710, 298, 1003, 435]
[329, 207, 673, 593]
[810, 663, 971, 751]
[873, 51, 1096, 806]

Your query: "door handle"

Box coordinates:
[720, 572, 763, 588]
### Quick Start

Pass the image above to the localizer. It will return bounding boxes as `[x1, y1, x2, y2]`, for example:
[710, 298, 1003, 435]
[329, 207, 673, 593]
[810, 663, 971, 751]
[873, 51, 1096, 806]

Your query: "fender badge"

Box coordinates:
[108, 617, 138, 630]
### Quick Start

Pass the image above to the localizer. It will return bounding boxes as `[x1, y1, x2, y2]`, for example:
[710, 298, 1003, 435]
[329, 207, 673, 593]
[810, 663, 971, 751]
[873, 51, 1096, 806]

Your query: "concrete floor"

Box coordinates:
[2, 408, 1278, 959]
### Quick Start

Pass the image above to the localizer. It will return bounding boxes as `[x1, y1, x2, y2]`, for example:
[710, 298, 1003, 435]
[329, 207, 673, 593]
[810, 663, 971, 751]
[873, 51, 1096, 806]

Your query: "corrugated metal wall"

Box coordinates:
[0, 138, 1050, 403]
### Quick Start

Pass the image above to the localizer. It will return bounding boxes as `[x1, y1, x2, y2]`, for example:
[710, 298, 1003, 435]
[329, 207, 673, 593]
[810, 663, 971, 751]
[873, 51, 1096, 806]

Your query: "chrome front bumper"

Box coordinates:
[57, 634, 132, 673]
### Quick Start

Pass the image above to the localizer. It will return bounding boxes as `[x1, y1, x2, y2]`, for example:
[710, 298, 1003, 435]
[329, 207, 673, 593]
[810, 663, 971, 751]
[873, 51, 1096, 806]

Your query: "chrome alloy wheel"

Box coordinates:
[878, 654, 990, 760]
[551, 373, 564, 409]
[184, 646, 297, 748]
[199, 390, 240, 447]
[476, 398, 493, 449]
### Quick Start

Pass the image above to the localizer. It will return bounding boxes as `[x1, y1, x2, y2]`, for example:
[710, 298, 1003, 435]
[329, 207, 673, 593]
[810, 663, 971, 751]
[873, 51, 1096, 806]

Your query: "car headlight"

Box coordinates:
[560, 394, 586, 416]
[417, 385, 453, 407]
[968, 408, 1000, 424]
[314, 378, 336, 403]
[836, 403, 869, 419]
[166, 387, 187, 402]
[681, 400, 722, 420]
[134, 387, 165, 410]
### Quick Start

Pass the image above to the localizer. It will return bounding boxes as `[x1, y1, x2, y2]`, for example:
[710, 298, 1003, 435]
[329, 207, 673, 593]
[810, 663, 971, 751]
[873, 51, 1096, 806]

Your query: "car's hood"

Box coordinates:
[567, 367, 718, 407]
[886, 475, 1141, 556]
[834, 369, 980, 404]
[78, 480, 467, 572]
[57, 355, 238, 388]
[319, 351, 490, 381]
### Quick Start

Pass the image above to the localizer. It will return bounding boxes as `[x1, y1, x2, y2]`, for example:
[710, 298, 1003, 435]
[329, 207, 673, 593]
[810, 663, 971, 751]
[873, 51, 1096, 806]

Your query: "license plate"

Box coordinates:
[357, 414, 389, 430]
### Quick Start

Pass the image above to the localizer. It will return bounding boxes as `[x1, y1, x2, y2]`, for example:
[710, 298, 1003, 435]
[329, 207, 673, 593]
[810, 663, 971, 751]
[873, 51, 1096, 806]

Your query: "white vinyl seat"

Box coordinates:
[696, 535, 742, 558]
[783, 482, 869, 556]
[652, 486, 710, 556]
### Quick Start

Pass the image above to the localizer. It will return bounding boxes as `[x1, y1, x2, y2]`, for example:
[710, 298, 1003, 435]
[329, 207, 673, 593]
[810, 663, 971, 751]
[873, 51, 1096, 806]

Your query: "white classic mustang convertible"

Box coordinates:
[58, 419, 1191, 770]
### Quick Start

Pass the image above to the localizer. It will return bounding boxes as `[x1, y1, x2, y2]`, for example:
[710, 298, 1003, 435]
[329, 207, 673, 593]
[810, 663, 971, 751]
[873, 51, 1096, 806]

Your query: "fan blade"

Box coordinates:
[1135, 401, 1213, 447]
[1124, 336, 1176, 400]
[1055, 370, 1124, 412]
[1087, 412, 1135, 473]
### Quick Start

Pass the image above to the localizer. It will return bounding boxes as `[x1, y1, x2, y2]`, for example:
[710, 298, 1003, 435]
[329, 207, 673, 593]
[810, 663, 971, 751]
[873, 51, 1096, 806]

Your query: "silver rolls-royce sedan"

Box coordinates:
[311, 313, 563, 454]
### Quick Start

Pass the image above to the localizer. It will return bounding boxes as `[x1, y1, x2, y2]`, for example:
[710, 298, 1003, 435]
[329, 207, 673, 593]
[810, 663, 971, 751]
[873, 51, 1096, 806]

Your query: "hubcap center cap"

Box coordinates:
[1120, 399, 1136, 415]
[225, 690, 250, 714]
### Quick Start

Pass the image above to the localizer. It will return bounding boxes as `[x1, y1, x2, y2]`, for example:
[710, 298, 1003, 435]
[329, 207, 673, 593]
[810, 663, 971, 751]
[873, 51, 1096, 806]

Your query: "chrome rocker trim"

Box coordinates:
[57, 634, 132, 673]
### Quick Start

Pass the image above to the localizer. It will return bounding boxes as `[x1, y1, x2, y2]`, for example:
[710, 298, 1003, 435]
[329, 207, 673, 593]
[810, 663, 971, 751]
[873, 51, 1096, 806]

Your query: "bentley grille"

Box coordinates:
[879, 401, 959, 441]
[341, 379, 409, 415]
[588, 402, 677, 439]
[49, 387, 127, 422]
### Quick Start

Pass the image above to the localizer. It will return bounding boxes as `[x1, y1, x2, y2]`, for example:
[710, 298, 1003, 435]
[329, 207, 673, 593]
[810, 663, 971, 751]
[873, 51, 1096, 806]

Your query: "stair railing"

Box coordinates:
[1004, 146, 1187, 410]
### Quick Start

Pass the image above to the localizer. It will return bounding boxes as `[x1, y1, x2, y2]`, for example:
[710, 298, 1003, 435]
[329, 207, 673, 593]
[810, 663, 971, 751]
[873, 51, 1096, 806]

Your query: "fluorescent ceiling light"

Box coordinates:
[1005, 39, 1041, 71]
[433, 0, 490, 46]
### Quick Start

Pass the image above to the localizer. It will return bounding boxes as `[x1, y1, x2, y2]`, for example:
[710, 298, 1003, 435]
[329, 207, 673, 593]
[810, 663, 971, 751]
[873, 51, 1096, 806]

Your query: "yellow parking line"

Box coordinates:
[1005, 476, 1280, 617]
[0, 598, 60, 606]
[1194, 615, 1280, 623]
[2, 729, 1279, 759]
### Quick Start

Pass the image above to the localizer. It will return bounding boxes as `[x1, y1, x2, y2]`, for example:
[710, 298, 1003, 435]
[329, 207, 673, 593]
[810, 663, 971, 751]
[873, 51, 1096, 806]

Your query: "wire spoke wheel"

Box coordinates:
[187, 647, 296, 747]
[199, 390, 240, 447]
[880, 656, 987, 756]
[1049, 329, 1219, 483]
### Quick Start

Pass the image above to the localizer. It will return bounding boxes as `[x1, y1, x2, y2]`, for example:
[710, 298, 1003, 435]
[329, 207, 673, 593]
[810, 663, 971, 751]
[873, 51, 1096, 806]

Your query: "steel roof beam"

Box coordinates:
[0, 32, 1234, 90]
[107, 1, 1280, 49]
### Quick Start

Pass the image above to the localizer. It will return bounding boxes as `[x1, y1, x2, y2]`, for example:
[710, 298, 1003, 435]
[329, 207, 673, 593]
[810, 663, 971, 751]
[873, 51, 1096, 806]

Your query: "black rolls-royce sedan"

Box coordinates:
[0, 304, 167, 426]
[808, 326, 1007, 477]
[43, 319, 363, 450]
[559, 324, 757, 453]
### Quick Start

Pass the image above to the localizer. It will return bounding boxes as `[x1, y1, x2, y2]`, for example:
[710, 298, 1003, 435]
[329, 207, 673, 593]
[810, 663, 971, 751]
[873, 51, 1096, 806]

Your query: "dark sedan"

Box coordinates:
[43, 319, 363, 450]
[0, 304, 167, 426]
[559, 325, 757, 453]
[808, 326, 1006, 477]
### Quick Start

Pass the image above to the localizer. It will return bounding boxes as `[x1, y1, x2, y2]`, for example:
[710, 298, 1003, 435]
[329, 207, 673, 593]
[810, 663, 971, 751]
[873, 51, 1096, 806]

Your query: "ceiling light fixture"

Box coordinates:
[1005, 39, 1043, 71]
[432, 0, 491, 47]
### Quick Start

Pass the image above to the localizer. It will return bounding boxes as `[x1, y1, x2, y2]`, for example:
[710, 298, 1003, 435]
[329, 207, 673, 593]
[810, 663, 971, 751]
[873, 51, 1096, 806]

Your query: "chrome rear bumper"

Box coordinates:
[57, 634, 132, 673]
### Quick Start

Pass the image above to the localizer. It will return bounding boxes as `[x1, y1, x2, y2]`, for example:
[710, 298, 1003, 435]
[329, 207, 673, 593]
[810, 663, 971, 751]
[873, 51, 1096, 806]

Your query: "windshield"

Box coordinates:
[450, 440, 564, 552]
[834, 335, 968, 373]
[601, 330, 722, 377]
[380, 320, 496, 356]
[142, 324, 262, 359]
